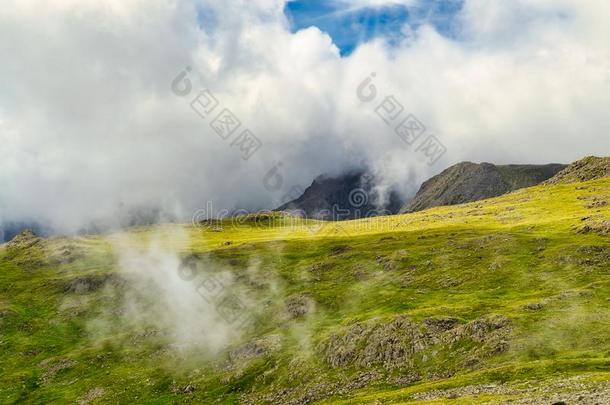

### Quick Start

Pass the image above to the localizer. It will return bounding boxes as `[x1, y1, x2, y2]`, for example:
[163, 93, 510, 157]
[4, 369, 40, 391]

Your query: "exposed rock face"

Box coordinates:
[577, 219, 610, 235]
[412, 376, 610, 404]
[5, 229, 41, 251]
[229, 334, 282, 365]
[319, 314, 511, 370]
[544, 156, 610, 185]
[276, 170, 403, 220]
[39, 358, 78, 385]
[63, 274, 123, 293]
[4, 230, 45, 266]
[0, 223, 51, 243]
[400, 162, 566, 213]
[4, 230, 85, 268]
[285, 294, 315, 319]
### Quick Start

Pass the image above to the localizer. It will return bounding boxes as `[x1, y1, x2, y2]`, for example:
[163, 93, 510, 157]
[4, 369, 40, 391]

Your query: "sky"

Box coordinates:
[1, 0, 609, 237]
[285, 0, 463, 55]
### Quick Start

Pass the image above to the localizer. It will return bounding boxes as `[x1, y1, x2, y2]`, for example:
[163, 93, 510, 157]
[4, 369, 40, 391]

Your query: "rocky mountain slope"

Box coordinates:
[276, 170, 403, 219]
[544, 156, 610, 184]
[277, 161, 568, 219]
[400, 162, 566, 213]
[0, 159, 608, 403]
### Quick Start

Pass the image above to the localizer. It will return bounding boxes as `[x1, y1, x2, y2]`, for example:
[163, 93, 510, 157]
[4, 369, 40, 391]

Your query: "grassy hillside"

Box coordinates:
[0, 178, 609, 404]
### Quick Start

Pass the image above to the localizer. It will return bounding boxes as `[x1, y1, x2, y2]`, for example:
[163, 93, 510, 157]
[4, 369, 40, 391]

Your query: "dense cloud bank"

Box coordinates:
[1, 0, 609, 235]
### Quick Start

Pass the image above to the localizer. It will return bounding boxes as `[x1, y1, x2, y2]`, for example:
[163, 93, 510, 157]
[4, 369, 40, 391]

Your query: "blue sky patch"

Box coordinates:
[284, 0, 463, 56]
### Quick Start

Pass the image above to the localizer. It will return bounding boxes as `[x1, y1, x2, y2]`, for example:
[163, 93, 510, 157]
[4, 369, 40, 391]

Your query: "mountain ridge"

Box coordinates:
[275, 169, 403, 219]
[400, 161, 567, 213]
[275, 161, 568, 218]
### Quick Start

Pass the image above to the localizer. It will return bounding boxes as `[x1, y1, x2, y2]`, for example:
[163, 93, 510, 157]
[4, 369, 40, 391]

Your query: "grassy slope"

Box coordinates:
[0, 179, 608, 404]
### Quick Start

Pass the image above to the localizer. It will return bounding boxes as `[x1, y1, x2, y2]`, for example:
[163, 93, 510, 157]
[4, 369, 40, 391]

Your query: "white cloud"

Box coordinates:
[0, 0, 609, 234]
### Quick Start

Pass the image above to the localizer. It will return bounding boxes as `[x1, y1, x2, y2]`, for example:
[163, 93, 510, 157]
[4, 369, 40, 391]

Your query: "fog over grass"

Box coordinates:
[1, 0, 609, 235]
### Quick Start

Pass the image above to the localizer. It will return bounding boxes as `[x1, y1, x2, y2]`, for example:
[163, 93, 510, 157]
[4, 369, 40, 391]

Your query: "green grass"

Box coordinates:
[0, 179, 608, 403]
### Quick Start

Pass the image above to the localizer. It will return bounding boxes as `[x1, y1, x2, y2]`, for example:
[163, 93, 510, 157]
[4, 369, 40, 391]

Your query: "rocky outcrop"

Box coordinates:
[285, 294, 315, 319]
[4, 230, 85, 268]
[229, 334, 282, 365]
[400, 162, 566, 213]
[319, 314, 511, 370]
[276, 170, 402, 220]
[544, 156, 610, 184]
[4, 230, 46, 266]
[63, 274, 123, 293]
[5, 229, 42, 252]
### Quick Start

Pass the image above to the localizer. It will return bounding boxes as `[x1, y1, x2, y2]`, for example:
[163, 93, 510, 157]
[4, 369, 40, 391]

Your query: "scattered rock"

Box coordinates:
[388, 372, 421, 386]
[489, 261, 502, 271]
[308, 262, 333, 281]
[577, 220, 610, 235]
[79, 387, 105, 404]
[244, 371, 383, 405]
[423, 317, 460, 334]
[412, 375, 610, 404]
[330, 245, 352, 255]
[285, 294, 315, 319]
[229, 335, 282, 365]
[39, 358, 78, 385]
[63, 274, 121, 293]
[439, 277, 461, 288]
[352, 264, 368, 281]
[319, 314, 511, 370]
[48, 242, 85, 265]
[170, 382, 196, 395]
[578, 290, 593, 298]
[375, 255, 396, 271]
[523, 302, 545, 311]
[584, 198, 608, 209]
[444, 314, 511, 354]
